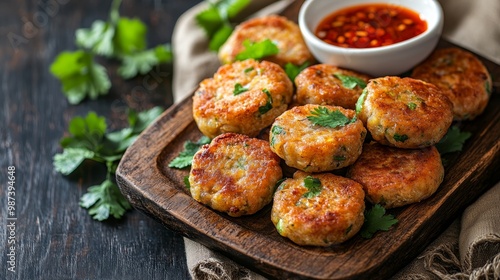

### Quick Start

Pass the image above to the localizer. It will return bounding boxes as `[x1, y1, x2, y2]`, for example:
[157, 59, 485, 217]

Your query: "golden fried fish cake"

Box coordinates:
[357, 76, 453, 149]
[346, 142, 444, 209]
[189, 133, 283, 217]
[295, 64, 371, 109]
[218, 15, 314, 67]
[411, 47, 492, 120]
[269, 104, 366, 172]
[193, 59, 293, 139]
[271, 171, 365, 246]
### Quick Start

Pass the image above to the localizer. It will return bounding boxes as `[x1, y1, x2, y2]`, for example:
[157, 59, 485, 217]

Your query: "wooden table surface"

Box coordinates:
[1, 1, 202, 279]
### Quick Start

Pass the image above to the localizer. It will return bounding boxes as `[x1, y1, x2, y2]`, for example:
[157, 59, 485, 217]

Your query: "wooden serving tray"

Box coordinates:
[116, 1, 500, 279]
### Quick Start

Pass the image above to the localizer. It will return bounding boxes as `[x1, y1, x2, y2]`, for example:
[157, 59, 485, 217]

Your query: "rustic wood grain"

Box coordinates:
[0, 1, 202, 279]
[117, 1, 500, 279]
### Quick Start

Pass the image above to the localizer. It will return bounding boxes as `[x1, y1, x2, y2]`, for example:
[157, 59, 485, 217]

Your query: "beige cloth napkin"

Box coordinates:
[171, 1, 500, 279]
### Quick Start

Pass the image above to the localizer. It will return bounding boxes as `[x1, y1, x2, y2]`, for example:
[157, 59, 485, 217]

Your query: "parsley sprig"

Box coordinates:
[53, 107, 163, 221]
[169, 136, 211, 169]
[235, 39, 279, 61]
[285, 62, 310, 82]
[50, 51, 111, 105]
[436, 125, 472, 155]
[307, 106, 355, 128]
[302, 176, 322, 198]
[360, 204, 398, 238]
[195, 0, 251, 51]
[50, 0, 173, 104]
[334, 73, 367, 89]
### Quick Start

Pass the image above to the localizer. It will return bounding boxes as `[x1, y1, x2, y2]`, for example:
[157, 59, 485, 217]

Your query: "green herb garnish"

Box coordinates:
[334, 73, 367, 89]
[393, 133, 409, 142]
[169, 136, 211, 169]
[436, 125, 472, 155]
[407, 102, 417, 110]
[233, 83, 248, 95]
[334, 155, 346, 162]
[285, 62, 310, 82]
[184, 176, 191, 190]
[355, 88, 369, 115]
[50, 0, 173, 103]
[258, 88, 273, 114]
[195, 0, 251, 51]
[235, 39, 279, 61]
[53, 107, 163, 221]
[302, 176, 322, 198]
[50, 50, 111, 105]
[276, 219, 284, 234]
[270, 125, 285, 146]
[307, 106, 353, 128]
[244, 67, 254, 73]
[360, 204, 398, 238]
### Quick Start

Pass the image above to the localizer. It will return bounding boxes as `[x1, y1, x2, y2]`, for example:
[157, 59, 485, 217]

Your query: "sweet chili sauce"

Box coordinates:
[315, 4, 427, 48]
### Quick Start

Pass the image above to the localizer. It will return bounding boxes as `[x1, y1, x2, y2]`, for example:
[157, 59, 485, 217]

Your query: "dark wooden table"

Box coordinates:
[1, 1, 202, 279]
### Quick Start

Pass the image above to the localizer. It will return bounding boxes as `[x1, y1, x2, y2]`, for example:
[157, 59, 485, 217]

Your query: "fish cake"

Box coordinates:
[411, 47, 492, 120]
[271, 171, 365, 246]
[218, 15, 314, 67]
[189, 133, 283, 217]
[346, 142, 444, 209]
[269, 104, 366, 172]
[193, 59, 293, 139]
[357, 76, 453, 149]
[295, 64, 371, 109]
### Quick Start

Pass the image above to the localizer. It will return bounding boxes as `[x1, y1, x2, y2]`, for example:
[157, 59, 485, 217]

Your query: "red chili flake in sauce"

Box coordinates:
[315, 4, 427, 48]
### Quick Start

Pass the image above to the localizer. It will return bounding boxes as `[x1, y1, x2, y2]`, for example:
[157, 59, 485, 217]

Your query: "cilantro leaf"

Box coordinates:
[235, 39, 279, 61]
[128, 106, 164, 133]
[334, 73, 367, 89]
[118, 45, 172, 79]
[233, 83, 248, 95]
[258, 88, 273, 115]
[169, 136, 211, 169]
[208, 23, 234, 52]
[196, 7, 224, 38]
[195, 0, 250, 51]
[355, 88, 369, 115]
[76, 20, 115, 57]
[302, 176, 322, 198]
[55, 107, 163, 221]
[53, 148, 95, 175]
[407, 102, 417, 110]
[50, 50, 111, 104]
[361, 204, 398, 238]
[113, 17, 147, 55]
[393, 133, 409, 142]
[436, 125, 472, 155]
[270, 125, 285, 146]
[217, 0, 251, 19]
[80, 179, 132, 221]
[184, 176, 191, 190]
[307, 106, 353, 128]
[60, 111, 107, 151]
[285, 62, 310, 82]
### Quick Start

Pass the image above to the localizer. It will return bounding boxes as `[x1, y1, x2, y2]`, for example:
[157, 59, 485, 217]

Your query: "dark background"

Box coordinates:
[1, 0, 202, 279]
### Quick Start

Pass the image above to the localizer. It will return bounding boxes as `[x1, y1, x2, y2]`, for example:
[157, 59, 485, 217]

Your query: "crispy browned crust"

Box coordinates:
[295, 64, 372, 109]
[218, 15, 314, 67]
[411, 47, 492, 120]
[189, 133, 283, 217]
[271, 171, 365, 246]
[346, 142, 444, 208]
[193, 59, 293, 138]
[358, 76, 453, 149]
[269, 104, 367, 172]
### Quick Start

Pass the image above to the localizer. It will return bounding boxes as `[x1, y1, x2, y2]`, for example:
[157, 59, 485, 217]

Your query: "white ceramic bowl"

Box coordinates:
[298, 0, 444, 77]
